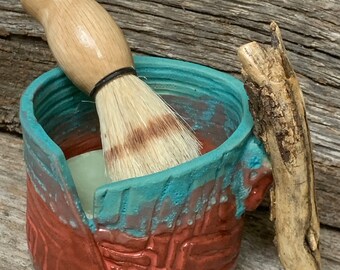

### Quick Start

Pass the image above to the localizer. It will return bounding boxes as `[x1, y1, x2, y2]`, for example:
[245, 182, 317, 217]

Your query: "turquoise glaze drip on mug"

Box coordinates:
[20, 56, 272, 270]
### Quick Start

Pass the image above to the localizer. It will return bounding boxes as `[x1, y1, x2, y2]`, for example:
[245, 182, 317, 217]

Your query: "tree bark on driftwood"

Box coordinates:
[238, 22, 321, 270]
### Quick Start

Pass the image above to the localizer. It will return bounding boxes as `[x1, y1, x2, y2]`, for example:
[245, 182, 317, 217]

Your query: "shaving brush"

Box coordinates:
[21, 0, 201, 181]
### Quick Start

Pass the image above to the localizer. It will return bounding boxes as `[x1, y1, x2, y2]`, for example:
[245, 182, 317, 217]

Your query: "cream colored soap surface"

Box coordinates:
[67, 149, 111, 216]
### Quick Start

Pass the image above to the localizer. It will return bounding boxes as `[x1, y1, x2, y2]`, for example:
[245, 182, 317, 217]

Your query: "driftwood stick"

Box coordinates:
[237, 22, 321, 270]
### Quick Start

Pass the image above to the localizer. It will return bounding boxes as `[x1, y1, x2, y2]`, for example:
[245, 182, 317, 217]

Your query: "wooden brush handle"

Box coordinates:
[21, 0, 134, 94]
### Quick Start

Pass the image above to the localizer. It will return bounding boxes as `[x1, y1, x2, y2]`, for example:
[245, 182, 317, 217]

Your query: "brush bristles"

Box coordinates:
[95, 75, 201, 181]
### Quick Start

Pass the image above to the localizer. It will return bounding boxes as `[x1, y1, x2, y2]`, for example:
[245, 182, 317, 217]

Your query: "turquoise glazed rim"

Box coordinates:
[20, 55, 254, 228]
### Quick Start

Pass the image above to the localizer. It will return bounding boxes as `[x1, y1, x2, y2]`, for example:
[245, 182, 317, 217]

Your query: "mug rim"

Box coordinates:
[20, 55, 254, 191]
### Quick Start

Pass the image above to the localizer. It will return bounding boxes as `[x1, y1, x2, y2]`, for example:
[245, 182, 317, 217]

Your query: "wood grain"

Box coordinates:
[238, 23, 321, 269]
[0, 0, 339, 228]
[21, 0, 134, 93]
[0, 131, 339, 269]
[0, 132, 33, 270]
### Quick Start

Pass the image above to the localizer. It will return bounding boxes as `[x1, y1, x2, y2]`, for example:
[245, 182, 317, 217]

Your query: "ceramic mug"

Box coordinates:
[20, 56, 272, 270]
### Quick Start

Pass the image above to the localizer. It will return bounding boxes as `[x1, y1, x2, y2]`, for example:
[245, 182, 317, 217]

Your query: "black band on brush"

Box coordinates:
[90, 67, 137, 97]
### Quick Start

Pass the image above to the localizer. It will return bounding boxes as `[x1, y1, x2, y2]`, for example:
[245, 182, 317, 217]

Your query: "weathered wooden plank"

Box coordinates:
[0, 36, 55, 133]
[0, 132, 33, 270]
[239, 210, 340, 270]
[0, 131, 339, 269]
[0, 0, 339, 228]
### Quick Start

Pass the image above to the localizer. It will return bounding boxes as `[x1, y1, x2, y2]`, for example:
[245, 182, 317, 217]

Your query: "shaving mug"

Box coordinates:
[20, 56, 272, 270]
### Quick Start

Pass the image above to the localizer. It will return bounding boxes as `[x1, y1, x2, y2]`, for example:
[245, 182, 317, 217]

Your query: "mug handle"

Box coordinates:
[239, 136, 273, 211]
